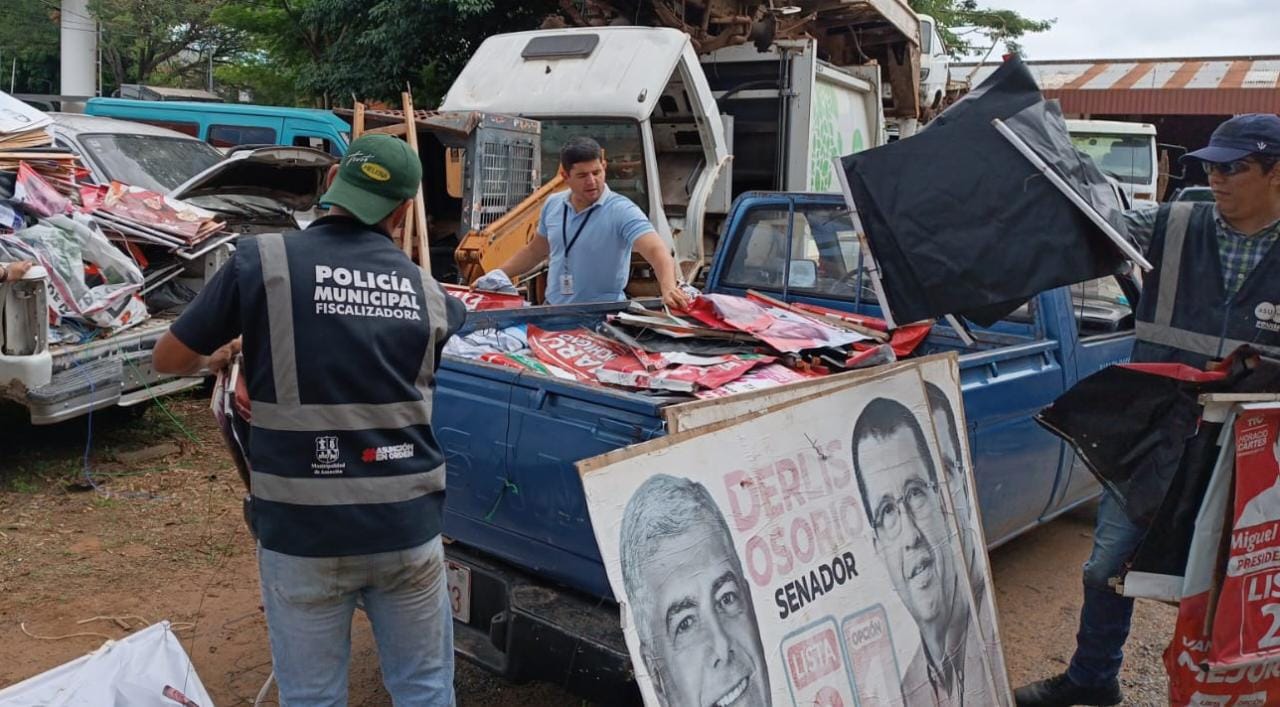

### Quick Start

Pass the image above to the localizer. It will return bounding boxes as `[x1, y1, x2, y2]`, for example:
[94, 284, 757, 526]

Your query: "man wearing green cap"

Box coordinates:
[155, 133, 466, 705]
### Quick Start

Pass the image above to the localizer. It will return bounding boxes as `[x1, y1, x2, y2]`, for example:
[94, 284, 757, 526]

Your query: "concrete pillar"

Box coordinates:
[59, 0, 97, 112]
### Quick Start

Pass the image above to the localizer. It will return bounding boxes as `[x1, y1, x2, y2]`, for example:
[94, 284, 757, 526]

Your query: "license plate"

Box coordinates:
[445, 561, 471, 623]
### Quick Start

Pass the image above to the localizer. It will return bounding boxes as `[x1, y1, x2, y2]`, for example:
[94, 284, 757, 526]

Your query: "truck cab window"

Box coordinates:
[722, 208, 790, 290]
[722, 205, 871, 299]
[537, 120, 648, 213]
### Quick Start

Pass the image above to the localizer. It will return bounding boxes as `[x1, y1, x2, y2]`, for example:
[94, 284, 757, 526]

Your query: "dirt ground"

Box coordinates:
[0, 392, 1175, 705]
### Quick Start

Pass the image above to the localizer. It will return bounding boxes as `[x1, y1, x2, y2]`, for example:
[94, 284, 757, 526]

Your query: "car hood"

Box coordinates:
[170, 146, 337, 209]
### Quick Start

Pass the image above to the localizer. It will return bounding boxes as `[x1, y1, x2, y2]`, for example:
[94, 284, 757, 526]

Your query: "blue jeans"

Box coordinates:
[258, 536, 456, 706]
[1066, 492, 1147, 687]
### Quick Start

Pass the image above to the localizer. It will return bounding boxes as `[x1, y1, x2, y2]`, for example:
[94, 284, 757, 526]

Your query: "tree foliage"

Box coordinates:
[217, 0, 558, 107]
[908, 0, 1054, 57]
[0, 1, 61, 95]
[89, 0, 249, 94]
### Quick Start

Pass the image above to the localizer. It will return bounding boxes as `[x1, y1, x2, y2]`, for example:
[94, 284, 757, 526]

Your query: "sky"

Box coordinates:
[958, 0, 1280, 61]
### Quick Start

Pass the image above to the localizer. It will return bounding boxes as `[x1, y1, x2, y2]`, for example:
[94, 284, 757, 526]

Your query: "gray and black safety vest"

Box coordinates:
[1132, 202, 1280, 367]
[237, 217, 457, 557]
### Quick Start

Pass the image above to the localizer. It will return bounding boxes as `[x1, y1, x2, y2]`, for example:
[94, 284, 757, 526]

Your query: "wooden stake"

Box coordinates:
[352, 101, 366, 139]
[401, 91, 430, 267]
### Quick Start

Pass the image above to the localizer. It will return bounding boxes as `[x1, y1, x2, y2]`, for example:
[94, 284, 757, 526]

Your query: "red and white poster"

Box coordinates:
[527, 326, 629, 383]
[687, 294, 865, 353]
[1211, 405, 1280, 669]
[596, 355, 771, 393]
[442, 284, 528, 311]
[1166, 404, 1280, 706]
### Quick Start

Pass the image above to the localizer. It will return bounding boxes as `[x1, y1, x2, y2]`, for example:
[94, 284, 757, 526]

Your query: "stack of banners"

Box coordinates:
[687, 293, 867, 353]
[0, 214, 148, 334]
[85, 182, 229, 258]
[14, 162, 72, 217]
[596, 354, 775, 393]
[435, 295, 944, 396]
[0, 93, 81, 196]
[442, 283, 529, 311]
[527, 326, 631, 383]
[0, 152, 80, 196]
[692, 363, 823, 400]
[578, 355, 1012, 707]
[0, 91, 52, 151]
[1166, 403, 1280, 705]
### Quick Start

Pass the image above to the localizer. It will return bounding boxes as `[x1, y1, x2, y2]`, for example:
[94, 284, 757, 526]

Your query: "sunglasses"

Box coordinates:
[1202, 159, 1260, 177]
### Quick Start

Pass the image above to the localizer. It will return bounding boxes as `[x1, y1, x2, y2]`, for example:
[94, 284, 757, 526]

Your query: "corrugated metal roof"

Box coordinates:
[952, 56, 1280, 114]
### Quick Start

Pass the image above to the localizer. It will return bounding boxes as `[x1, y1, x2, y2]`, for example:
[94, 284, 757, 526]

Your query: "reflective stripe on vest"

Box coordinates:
[251, 464, 445, 506]
[1151, 202, 1193, 328]
[250, 233, 451, 504]
[1135, 202, 1231, 357]
[1133, 320, 1279, 359]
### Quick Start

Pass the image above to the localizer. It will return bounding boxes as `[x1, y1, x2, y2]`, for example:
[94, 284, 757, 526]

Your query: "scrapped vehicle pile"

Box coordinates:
[0, 93, 331, 349]
[443, 290, 932, 397]
[0, 111, 227, 345]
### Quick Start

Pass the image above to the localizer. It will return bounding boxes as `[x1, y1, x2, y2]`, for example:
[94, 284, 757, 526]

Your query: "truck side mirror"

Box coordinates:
[788, 260, 817, 289]
[1159, 143, 1188, 180]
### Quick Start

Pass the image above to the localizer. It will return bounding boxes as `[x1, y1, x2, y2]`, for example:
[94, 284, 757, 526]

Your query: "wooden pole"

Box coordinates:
[401, 91, 430, 268]
[352, 100, 366, 139]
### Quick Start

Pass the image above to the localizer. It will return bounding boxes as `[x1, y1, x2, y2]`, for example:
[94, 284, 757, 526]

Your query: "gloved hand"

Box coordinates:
[473, 269, 517, 294]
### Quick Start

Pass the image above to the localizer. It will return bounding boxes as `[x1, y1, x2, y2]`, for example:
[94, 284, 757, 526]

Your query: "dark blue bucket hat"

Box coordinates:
[1184, 113, 1280, 163]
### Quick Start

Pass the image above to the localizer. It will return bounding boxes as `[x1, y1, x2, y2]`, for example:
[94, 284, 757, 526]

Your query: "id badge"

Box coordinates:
[560, 273, 575, 296]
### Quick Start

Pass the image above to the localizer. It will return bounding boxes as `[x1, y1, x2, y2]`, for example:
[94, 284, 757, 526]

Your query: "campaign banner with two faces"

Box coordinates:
[579, 356, 1011, 707]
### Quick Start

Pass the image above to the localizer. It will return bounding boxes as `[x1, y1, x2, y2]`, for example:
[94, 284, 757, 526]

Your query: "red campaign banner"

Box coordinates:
[596, 355, 772, 393]
[687, 294, 863, 353]
[442, 284, 528, 311]
[16, 162, 70, 217]
[1165, 405, 1280, 706]
[527, 326, 629, 383]
[1211, 407, 1280, 670]
[694, 362, 824, 400]
[1167, 591, 1280, 706]
[478, 352, 550, 375]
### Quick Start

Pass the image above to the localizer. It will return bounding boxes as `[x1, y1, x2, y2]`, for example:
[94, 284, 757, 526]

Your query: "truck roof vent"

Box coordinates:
[522, 34, 599, 60]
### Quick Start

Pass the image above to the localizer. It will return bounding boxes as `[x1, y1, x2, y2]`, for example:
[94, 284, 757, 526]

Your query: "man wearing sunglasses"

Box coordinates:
[1017, 114, 1280, 706]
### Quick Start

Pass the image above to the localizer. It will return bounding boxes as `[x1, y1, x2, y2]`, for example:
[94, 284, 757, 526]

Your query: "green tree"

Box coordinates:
[908, 0, 1053, 57]
[0, 1, 60, 95]
[88, 0, 248, 94]
[217, 0, 556, 107]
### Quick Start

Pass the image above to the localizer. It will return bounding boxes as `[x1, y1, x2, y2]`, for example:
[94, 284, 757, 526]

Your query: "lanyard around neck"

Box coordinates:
[562, 202, 597, 258]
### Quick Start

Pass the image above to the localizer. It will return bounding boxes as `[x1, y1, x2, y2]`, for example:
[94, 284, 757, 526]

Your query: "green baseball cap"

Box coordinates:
[320, 133, 422, 225]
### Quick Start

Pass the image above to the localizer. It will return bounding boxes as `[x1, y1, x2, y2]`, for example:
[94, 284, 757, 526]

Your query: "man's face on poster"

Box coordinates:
[931, 403, 975, 557]
[858, 424, 957, 630]
[639, 517, 769, 707]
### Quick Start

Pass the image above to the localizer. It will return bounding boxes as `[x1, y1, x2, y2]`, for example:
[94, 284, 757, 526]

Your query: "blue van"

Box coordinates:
[84, 98, 351, 156]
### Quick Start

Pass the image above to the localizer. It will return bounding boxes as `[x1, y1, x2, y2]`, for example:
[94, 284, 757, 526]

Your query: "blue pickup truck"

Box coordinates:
[436, 191, 1139, 700]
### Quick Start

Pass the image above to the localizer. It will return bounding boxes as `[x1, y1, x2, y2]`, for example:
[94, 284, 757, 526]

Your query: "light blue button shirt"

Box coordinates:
[536, 187, 655, 305]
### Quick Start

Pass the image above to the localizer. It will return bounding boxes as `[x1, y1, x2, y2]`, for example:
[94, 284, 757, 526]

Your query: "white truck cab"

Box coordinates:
[1067, 119, 1159, 208]
[442, 26, 885, 280]
[917, 15, 951, 116]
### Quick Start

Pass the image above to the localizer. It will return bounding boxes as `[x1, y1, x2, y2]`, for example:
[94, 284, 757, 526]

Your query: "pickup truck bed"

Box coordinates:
[437, 191, 1134, 699]
[436, 295, 1089, 699]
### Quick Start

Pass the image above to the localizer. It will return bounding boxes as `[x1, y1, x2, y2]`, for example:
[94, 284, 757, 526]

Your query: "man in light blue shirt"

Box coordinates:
[488, 137, 689, 309]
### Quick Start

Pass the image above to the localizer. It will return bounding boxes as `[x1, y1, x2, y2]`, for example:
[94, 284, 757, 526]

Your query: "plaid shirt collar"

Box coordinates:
[1212, 207, 1280, 298]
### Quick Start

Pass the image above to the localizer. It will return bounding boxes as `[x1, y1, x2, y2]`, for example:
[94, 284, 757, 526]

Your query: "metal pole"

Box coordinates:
[207, 49, 213, 92]
[10, 58, 15, 94]
[992, 117, 1154, 271]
